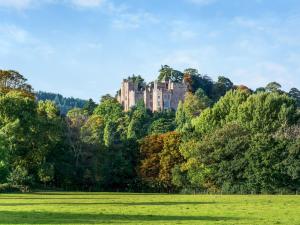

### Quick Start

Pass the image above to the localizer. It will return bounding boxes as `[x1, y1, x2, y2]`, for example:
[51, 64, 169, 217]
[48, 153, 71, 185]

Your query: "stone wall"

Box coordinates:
[117, 79, 188, 112]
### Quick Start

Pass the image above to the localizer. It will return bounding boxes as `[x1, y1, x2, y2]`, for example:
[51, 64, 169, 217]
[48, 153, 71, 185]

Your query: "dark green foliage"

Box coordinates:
[158, 65, 184, 82]
[0, 70, 33, 96]
[83, 99, 98, 115]
[266, 82, 282, 93]
[148, 118, 176, 135]
[212, 76, 234, 102]
[36, 91, 87, 115]
[127, 75, 146, 90]
[289, 88, 300, 107]
[1, 68, 299, 194]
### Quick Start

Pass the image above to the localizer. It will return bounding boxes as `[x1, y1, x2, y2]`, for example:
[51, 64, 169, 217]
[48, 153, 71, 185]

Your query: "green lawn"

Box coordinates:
[0, 192, 299, 224]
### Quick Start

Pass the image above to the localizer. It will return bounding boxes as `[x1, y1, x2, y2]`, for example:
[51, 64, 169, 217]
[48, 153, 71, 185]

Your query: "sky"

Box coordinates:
[0, 0, 299, 101]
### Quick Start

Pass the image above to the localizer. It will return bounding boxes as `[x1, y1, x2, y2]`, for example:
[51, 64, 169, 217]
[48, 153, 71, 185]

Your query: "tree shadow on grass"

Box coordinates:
[0, 197, 118, 200]
[0, 211, 241, 224]
[0, 202, 216, 207]
[32, 192, 163, 196]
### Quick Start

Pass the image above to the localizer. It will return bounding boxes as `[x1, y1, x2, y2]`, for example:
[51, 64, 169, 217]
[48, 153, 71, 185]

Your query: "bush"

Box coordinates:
[0, 183, 23, 193]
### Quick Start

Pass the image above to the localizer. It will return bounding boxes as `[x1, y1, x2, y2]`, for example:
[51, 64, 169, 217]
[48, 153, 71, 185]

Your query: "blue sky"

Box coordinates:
[0, 0, 299, 101]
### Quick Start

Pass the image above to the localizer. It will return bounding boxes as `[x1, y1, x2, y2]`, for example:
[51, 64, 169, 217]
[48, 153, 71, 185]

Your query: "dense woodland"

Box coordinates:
[36, 91, 87, 115]
[0, 67, 299, 194]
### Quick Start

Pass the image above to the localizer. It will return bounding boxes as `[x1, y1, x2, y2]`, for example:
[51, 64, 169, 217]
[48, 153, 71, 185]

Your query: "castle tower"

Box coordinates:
[118, 79, 144, 111]
[118, 78, 188, 112]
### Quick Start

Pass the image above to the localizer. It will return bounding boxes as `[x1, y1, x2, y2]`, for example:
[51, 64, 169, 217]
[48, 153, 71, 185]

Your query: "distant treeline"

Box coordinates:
[36, 91, 87, 115]
[0, 68, 299, 194]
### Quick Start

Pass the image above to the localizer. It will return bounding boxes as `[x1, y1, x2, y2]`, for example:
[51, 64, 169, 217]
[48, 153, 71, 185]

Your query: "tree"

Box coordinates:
[127, 101, 151, 139]
[289, 88, 300, 107]
[83, 99, 97, 115]
[187, 123, 250, 192]
[148, 118, 175, 135]
[212, 76, 234, 102]
[159, 132, 183, 190]
[127, 75, 146, 90]
[158, 65, 183, 82]
[284, 139, 300, 190]
[255, 87, 266, 93]
[193, 89, 250, 135]
[183, 70, 214, 96]
[237, 92, 297, 133]
[104, 120, 116, 147]
[139, 134, 164, 188]
[7, 166, 33, 189]
[175, 91, 211, 133]
[66, 108, 88, 168]
[0, 70, 33, 97]
[94, 97, 123, 122]
[265, 82, 282, 93]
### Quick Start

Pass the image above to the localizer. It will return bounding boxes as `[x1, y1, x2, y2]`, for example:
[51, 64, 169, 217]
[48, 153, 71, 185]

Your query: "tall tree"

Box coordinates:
[0, 70, 33, 97]
[158, 65, 184, 82]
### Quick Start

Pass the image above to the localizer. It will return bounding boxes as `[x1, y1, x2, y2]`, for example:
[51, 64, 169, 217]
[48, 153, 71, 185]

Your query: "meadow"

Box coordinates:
[0, 192, 299, 224]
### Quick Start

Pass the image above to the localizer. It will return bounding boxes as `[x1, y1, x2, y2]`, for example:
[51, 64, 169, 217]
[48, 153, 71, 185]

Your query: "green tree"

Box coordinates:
[158, 65, 183, 82]
[83, 98, 97, 115]
[289, 88, 300, 107]
[148, 118, 175, 135]
[127, 101, 151, 139]
[266, 82, 282, 93]
[139, 134, 164, 188]
[159, 132, 183, 190]
[104, 120, 116, 147]
[0, 70, 33, 97]
[212, 76, 234, 101]
[94, 97, 123, 122]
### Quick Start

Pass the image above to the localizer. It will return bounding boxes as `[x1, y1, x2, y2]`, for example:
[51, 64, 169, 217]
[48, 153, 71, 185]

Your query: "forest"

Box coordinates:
[36, 91, 87, 115]
[0, 67, 299, 194]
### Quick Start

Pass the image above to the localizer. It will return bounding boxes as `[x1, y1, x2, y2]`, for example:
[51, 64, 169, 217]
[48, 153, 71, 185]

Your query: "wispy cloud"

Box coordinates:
[0, 23, 54, 58]
[112, 12, 159, 30]
[0, 0, 107, 10]
[232, 62, 295, 90]
[169, 21, 198, 41]
[70, 0, 105, 8]
[0, 0, 34, 10]
[186, 0, 217, 6]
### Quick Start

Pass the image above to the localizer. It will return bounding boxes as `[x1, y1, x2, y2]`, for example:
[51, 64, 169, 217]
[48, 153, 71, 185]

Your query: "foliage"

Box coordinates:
[1, 68, 299, 194]
[0, 70, 34, 98]
[158, 65, 184, 82]
[36, 91, 87, 115]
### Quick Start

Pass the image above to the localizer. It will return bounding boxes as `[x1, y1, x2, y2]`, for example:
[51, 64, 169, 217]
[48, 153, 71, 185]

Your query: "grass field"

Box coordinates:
[0, 192, 299, 224]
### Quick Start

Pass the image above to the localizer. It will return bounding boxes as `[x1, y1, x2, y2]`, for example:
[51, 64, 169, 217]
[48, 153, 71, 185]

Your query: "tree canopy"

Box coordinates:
[0, 68, 299, 194]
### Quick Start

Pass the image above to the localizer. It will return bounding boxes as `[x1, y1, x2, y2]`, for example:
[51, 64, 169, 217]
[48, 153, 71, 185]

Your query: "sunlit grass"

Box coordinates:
[0, 192, 299, 224]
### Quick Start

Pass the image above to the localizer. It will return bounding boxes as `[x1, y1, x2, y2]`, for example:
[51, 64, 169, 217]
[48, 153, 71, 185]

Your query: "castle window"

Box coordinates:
[164, 100, 170, 109]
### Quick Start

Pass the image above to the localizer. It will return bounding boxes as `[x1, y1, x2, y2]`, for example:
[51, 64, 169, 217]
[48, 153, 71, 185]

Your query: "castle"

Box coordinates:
[117, 78, 188, 112]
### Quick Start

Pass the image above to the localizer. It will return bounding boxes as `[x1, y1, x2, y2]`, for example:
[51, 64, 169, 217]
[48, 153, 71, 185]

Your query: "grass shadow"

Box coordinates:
[0, 211, 241, 224]
[0, 201, 216, 207]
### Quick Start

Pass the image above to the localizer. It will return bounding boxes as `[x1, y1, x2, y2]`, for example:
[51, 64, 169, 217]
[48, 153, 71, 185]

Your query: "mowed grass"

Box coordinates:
[0, 192, 299, 224]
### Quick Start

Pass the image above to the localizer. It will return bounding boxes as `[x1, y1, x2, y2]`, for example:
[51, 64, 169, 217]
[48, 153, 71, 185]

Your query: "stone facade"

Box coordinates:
[117, 78, 188, 112]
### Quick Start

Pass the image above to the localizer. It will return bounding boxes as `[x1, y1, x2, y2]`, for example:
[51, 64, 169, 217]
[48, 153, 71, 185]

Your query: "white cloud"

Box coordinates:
[169, 21, 198, 41]
[232, 62, 295, 90]
[0, 0, 33, 10]
[0, 0, 106, 10]
[0, 24, 54, 59]
[0, 24, 30, 43]
[70, 0, 105, 8]
[112, 12, 159, 30]
[186, 0, 217, 5]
